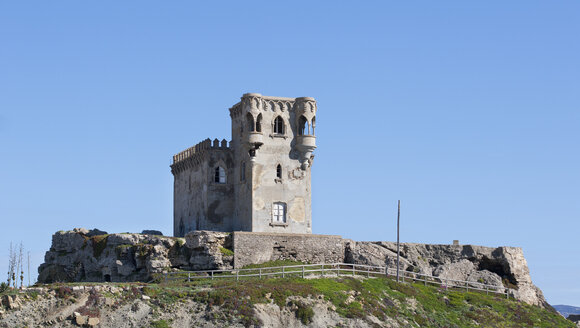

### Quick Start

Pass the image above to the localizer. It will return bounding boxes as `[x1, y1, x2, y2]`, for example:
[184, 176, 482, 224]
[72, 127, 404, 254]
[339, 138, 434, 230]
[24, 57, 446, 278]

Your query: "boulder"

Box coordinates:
[434, 259, 476, 285]
[1, 295, 21, 310]
[74, 312, 87, 326]
[87, 317, 100, 326]
[185, 230, 233, 270]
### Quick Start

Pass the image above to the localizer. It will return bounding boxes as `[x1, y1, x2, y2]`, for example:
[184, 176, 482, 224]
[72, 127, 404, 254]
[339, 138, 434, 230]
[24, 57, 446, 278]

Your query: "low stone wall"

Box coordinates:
[232, 232, 344, 268]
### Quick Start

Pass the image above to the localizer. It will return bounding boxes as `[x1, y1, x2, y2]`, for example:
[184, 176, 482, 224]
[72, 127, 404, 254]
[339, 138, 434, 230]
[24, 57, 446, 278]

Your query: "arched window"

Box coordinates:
[298, 115, 308, 135]
[276, 164, 282, 179]
[256, 113, 262, 132]
[246, 113, 255, 132]
[214, 166, 226, 183]
[273, 116, 285, 134]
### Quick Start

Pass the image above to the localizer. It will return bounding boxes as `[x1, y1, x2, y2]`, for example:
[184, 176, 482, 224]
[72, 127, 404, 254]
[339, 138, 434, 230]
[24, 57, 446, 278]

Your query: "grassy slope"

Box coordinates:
[141, 275, 573, 328]
[3, 274, 573, 327]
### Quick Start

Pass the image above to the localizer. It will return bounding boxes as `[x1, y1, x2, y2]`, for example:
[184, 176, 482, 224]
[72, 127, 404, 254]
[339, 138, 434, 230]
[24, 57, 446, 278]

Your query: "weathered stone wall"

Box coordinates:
[232, 232, 344, 268]
[172, 140, 235, 237]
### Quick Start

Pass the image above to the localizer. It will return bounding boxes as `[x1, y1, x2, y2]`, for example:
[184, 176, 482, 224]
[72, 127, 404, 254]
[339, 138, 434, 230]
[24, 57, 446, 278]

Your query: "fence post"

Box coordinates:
[164, 273, 167, 283]
[282, 266, 285, 278]
[466, 281, 469, 292]
[367, 267, 370, 278]
[337, 264, 339, 277]
[259, 268, 262, 279]
[321, 264, 324, 276]
[352, 264, 355, 276]
[302, 265, 305, 278]
[236, 270, 239, 281]
[188, 273, 191, 282]
[211, 271, 214, 280]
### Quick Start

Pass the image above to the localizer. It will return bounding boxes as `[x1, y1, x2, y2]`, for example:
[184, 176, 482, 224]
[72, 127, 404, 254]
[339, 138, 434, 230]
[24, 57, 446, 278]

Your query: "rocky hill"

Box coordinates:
[37, 228, 548, 308]
[0, 274, 573, 328]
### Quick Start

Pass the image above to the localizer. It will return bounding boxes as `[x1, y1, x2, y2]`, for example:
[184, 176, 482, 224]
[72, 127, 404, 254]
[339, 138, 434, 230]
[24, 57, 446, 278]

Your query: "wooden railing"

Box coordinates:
[162, 263, 511, 298]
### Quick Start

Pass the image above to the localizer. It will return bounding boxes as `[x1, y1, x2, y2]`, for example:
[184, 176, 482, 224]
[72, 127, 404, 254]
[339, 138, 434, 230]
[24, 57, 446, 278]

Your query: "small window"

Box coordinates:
[273, 116, 285, 134]
[272, 202, 286, 223]
[241, 162, 246, 182]
[276, 164, 282, 179]
[214, 166, 226, 183]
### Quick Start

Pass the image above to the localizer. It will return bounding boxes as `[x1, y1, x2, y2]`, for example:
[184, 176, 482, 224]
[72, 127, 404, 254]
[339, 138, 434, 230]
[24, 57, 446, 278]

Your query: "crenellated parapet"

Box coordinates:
[171, 138, 230, 175]
[229, 93, 306, 118]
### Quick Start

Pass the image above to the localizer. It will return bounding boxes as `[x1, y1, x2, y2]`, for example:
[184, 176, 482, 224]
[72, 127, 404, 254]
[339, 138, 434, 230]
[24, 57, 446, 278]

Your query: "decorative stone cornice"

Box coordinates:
[229, 93, 316, 118]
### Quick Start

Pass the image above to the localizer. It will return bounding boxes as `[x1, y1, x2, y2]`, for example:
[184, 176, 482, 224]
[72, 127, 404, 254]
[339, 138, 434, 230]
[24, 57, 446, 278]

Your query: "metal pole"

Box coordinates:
[396, 200, 400, 283]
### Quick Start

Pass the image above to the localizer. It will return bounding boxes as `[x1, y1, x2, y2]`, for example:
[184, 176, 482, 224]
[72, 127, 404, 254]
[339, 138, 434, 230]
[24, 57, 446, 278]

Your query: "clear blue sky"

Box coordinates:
[1, 1, 578, 305]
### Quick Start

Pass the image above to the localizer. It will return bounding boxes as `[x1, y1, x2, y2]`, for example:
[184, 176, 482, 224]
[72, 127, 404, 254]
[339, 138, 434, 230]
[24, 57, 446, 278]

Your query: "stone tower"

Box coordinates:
[171, 93, 317, 237]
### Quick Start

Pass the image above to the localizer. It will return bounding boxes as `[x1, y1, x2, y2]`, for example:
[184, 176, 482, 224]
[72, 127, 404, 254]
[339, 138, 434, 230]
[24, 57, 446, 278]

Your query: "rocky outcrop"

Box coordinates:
[345, 241, 547, 307]
[38, 228, 546, 307]
[185, 230, 233, 270]
[37, 229, 233, 284]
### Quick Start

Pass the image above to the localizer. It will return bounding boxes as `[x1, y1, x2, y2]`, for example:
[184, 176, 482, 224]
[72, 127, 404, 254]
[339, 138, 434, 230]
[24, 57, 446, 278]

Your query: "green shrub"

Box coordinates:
[91, 235, 109, 258]
[292, 300, 314, 324]
[150, 319, 171, 328]
[219, 246, 234, 256]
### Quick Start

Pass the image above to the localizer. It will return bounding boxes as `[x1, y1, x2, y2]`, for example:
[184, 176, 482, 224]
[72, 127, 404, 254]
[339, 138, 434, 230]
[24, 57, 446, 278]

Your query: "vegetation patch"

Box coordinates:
[219, 246, 234, 256]
[91, 234, 109, 258]
[241, 260, 306, 269]
[289, 300, 314, 324]
[150, 319, 171, 328]
[36, 272, 574, 328]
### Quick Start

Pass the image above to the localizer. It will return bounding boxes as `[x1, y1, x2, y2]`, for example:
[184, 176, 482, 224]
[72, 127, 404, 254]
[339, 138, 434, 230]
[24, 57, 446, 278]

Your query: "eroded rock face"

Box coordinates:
[345, 241, 548, 307]
[37, 229, 233, 283]
[38, 228, 546, 308]
[185, 230, 233, 270]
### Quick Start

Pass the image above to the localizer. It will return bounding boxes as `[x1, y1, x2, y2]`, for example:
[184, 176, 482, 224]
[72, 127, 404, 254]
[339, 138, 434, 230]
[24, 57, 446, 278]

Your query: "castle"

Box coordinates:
[170, 93, 317, 237]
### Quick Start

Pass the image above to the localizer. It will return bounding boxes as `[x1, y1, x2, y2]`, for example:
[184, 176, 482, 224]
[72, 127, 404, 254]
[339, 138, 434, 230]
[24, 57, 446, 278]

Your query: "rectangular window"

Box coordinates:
[272, 202, 286, 223]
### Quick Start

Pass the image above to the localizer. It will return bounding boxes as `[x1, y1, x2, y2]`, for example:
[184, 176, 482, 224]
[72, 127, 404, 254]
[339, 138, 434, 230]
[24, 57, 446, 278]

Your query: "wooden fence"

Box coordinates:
[162, 263, 510, 298]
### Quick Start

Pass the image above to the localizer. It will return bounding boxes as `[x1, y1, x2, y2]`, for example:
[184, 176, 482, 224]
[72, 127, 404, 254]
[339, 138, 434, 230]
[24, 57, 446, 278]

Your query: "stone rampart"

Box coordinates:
[233, 232, 344, 268]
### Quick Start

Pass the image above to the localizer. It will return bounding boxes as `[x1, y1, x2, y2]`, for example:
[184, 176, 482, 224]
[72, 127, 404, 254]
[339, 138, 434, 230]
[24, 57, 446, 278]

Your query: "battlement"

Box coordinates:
[171, 138, 230, 175]
[229, 93, 316, 118]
